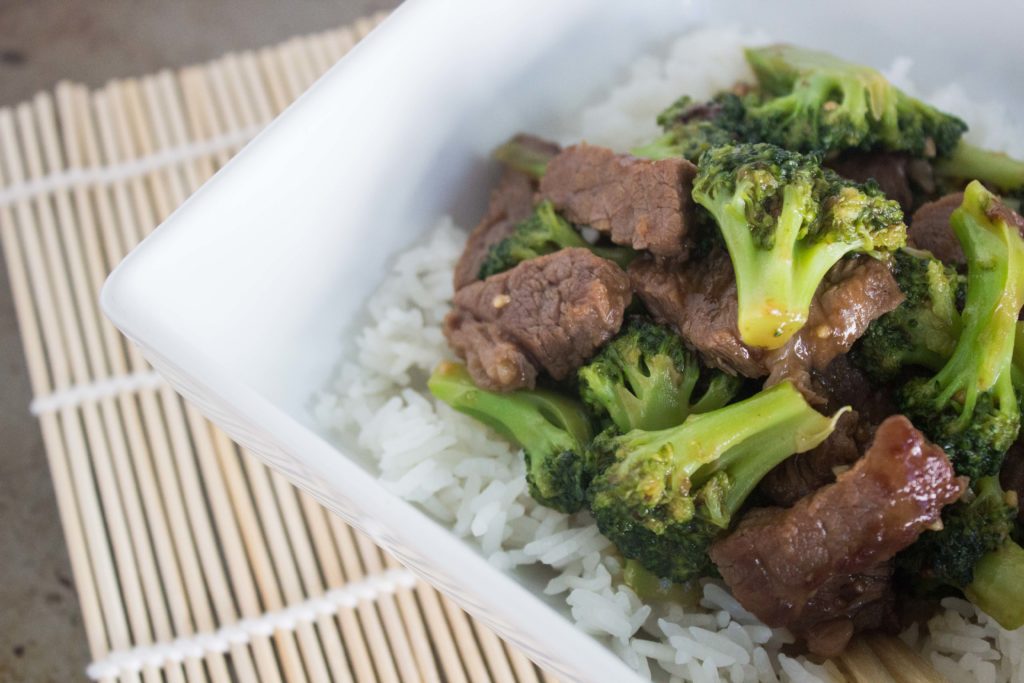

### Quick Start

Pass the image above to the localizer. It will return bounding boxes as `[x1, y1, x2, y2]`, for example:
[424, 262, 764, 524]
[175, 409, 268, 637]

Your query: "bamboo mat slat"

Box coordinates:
[0, 13, 557, 682]
[0, 12, 949, 683]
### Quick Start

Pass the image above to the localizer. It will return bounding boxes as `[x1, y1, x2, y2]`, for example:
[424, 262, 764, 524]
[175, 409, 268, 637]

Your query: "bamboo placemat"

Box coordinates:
[0, 13, 556, 683]
[0, 11, 950, 683]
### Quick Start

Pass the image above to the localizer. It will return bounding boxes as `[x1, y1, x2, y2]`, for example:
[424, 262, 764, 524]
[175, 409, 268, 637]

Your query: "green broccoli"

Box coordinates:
[492, 136, 558, 180]
[428, 362, 593, 513]
[577, 319, 742, 433]
[897, 182, 1024, 480]
[934, 142, 1024, 210]
[692, 142, 906, 349]
[587, 380, 845, 582]
[897, 476, 1024, 630]
[852, 248, 963, 383]
[632, 93, 745, 163]
[739, 45, 967, 157]
[478, 200, 633, 279]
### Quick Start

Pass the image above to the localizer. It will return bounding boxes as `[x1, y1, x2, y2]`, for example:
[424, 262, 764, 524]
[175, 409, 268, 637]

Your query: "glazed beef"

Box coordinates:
[629, 248, 767, 377]
[829, 152, 914, 211]
[453, 170, 538, 290]
[539, 144, 697, 258]
[710, 416, 963, 656]
[630, 252, 904, 394]
[816, 354, 898, 425]
[759, 409, 872, 507]
[908, 192, 965, 266]
[444, 248, 631, 392]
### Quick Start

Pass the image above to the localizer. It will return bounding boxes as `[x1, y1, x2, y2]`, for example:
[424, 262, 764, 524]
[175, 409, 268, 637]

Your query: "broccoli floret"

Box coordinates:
[740, 45, 967, 157]
[632, 93, 745, 163]
[587, 380, 845, 582]
[478, 200, 633, 279]
[692, 143, 906, 348]
[897, 182, 1024, 480]
[897, 477, 1024, 629]
[492, 136, 558, 180]
[934, 142, 1024, 210]
[577, 319, 741, 433]
[428, 362, 594, 513]
[852, 249, 963, 382]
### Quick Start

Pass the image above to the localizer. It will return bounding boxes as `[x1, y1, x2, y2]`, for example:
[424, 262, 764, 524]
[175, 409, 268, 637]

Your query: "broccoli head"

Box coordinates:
[632, 93, 745, 163]
[897, 476, 1024, 629]
[852, 248, 963, 383]
[577, 318, 742, 433]
[692, 142, 906, 348]
[897, 182, 1024, 480]
[740, 45, 967, 157]
[587, 380, 845, 582]
[478, 200, 633, 279]
[428, 362, 593, 513]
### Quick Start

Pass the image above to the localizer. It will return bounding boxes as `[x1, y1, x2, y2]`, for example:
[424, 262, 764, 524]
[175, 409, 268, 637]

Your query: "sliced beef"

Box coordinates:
[710, 415, 964, 656]
[453, 169, 538, 290]
[629, 252, 904, 391]
[444, 248, 631, 392]
[909, 192, 965, 266]
[629, 249, 767, 377]
[816, 354, 898, 425]
[538, 143, 697, 258]
[829, 152, 915, 211]
[759, 410, 871, 507]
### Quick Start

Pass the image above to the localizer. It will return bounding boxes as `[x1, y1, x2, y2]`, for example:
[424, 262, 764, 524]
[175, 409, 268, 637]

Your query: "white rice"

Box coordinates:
[316, 27, 1024, 683]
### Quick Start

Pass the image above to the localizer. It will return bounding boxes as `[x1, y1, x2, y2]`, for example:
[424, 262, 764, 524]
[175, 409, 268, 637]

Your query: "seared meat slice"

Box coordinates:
[795, 563, 896, 658]
[629, 252, 904, 391]
[539, 143, 697, 258]
[759, 410, 871, 507]
[909, 192, 965, 267]
[444, 248, 631, 392]
[829, 152, 915, 211]
[453, 169, 538, 290]
[629, 249, 767, 377]
[816, 354, 898, 425]
[710, 416, 963, 656]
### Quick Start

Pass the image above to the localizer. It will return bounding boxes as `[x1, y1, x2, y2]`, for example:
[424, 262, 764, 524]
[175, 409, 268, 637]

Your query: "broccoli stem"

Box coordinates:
[932, 182, 1024, 424]
[611, 381, 841, 510]
[717, 183, 856, 348]
[935, 142, 1024, 196]
[965, 539, 1024, 630]
[631, 131, 682, 161]
[428, 362, 593, 512]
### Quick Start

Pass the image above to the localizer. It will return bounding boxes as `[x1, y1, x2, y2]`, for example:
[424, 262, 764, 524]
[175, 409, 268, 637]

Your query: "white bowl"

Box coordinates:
[102, 1, 1023, 680]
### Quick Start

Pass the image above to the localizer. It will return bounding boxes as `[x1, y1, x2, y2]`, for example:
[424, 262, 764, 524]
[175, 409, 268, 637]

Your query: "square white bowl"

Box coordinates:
[102, 1, 1023, 680]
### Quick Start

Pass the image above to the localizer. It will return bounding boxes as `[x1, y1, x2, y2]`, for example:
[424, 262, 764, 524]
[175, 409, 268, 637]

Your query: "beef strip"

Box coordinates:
[908, 192, 965, 267]
[444, 248, 631, 392]
[758, 356, 900, 506]
[709, 415, 964, 656]
[538, 143, 697, 258]
[629, 248, 767, 377]
[453, 169, 538, 291]
[828, 152, 914, 211]
[759, 409, 872, 507]
[629, 251, 904, 395]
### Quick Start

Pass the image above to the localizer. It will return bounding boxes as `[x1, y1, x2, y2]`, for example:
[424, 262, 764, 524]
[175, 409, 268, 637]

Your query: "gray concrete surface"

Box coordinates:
[0, 2, 399, 680]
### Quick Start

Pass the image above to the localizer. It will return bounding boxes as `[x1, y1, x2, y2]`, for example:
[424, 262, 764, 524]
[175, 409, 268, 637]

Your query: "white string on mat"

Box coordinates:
[0, 123, 262, 209]
[85, 567, 418, 680]
[30, 370, 166, 415]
